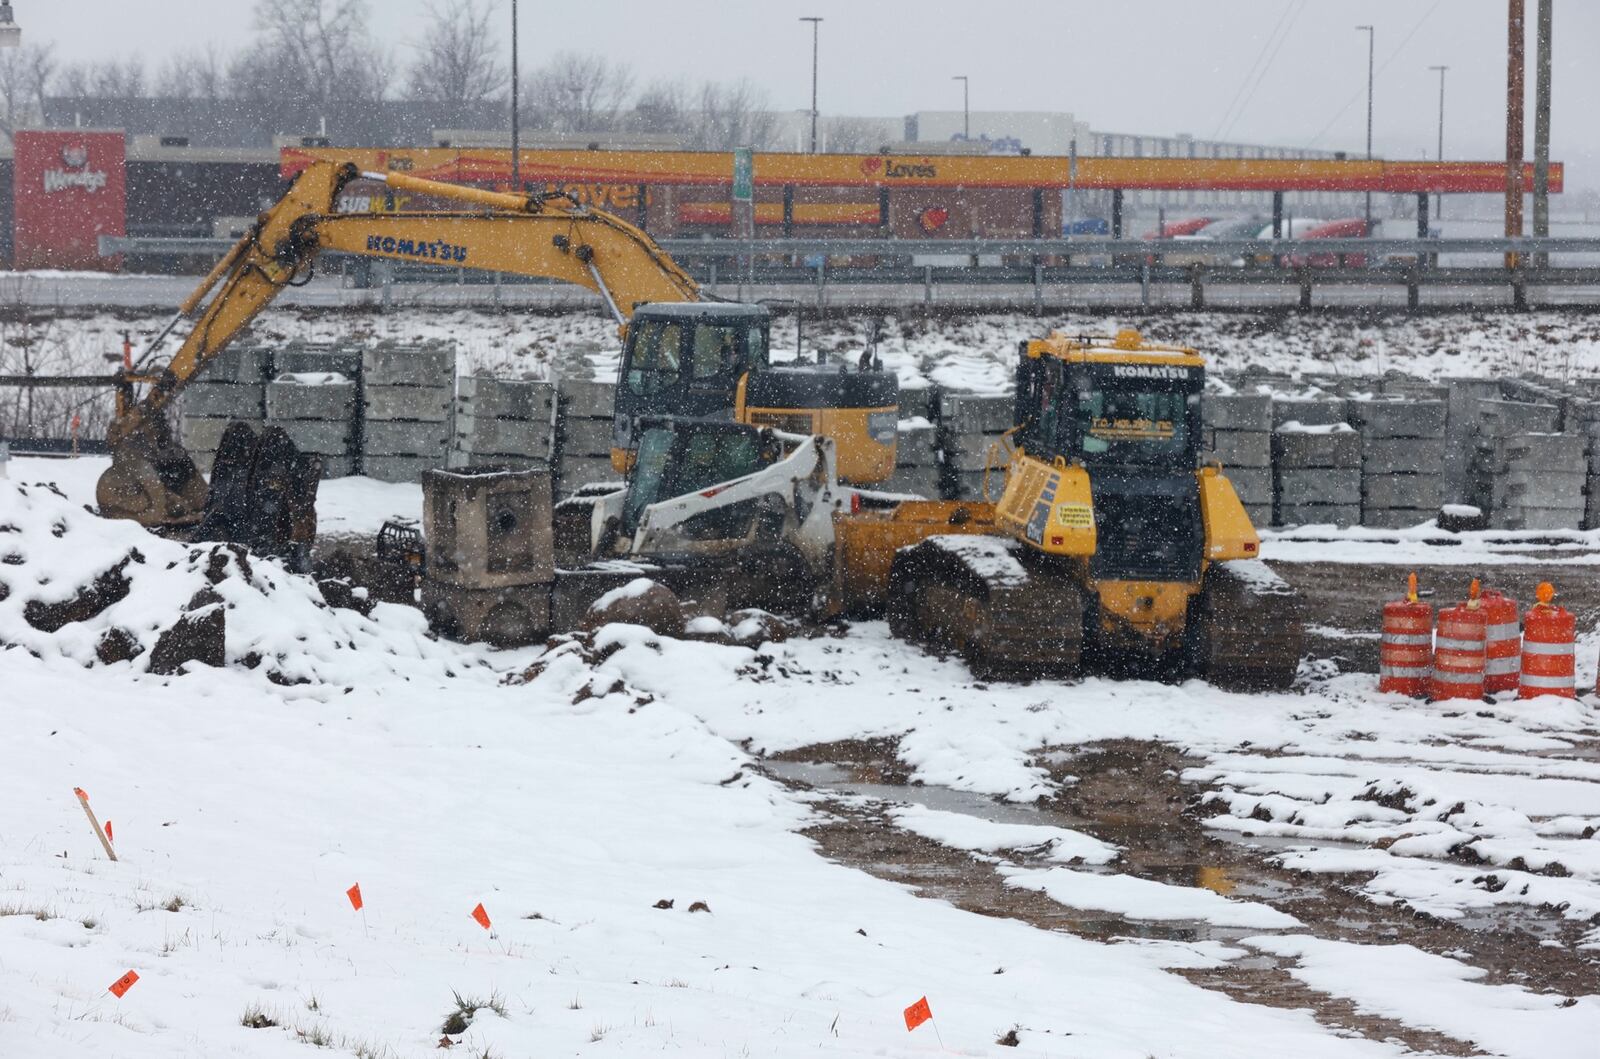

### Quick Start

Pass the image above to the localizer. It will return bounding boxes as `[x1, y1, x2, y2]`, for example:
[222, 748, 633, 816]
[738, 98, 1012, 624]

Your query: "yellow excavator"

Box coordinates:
[829, 330, 1305, 688]
[98, 159, 897, 530]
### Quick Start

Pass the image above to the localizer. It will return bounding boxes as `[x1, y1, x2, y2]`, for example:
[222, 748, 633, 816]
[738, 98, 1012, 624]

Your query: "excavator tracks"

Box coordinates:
[888, 535, 1083, 678]
[1188, 560, 1306, 690]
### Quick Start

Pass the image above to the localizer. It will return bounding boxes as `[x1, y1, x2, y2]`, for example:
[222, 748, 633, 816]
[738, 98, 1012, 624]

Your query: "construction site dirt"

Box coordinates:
[764, 738, 1597, 1056]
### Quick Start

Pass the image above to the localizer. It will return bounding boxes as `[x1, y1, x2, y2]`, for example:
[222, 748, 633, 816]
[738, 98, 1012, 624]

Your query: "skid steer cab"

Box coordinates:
[585, 416, 849, 596]
[611, 302, 899, 486]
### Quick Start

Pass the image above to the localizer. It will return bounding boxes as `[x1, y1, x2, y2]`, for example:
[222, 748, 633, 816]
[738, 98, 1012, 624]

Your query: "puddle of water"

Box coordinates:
[764, 760, 1055, 828]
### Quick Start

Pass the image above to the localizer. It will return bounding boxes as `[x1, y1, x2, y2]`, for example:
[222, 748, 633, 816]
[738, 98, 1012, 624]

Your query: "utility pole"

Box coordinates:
[1532, 0, 1553, 261]
[1356, 25, 1375, 231]
[1506, 0, 1526, 268]
[510, 0, 520, 189]
[800, 17, 822, 154]
[1429, 65, 1447, 221]
[953, 75, 969, 139]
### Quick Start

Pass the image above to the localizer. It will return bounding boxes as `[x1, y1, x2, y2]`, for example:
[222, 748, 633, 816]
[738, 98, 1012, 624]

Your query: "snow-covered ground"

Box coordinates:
[5, 458, 1600, 1056]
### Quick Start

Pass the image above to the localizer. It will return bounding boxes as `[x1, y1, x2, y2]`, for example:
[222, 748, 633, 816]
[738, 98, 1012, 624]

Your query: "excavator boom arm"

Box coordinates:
[112, 160, 700, 445]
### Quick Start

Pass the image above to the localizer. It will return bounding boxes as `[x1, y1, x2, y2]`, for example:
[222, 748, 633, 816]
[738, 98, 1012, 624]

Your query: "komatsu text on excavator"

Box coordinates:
[97, 160, 896, 531]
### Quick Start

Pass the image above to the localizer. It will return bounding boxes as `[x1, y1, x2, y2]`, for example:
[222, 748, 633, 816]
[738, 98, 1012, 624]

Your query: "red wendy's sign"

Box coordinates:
[13, 130, 127, 271]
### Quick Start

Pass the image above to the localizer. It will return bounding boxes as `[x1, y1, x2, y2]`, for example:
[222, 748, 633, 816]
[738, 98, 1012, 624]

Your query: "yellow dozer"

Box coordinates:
[830, 330, 1305, 688]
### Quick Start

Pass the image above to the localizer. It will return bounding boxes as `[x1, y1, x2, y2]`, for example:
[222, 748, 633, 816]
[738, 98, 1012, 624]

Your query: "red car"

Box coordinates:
[1142, 216, 1217, 239]
[1286, 218, 1374, 267]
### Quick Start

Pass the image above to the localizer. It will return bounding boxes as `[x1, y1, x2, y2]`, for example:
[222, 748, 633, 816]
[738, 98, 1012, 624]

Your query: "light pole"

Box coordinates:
[800, 16, 825, 154]
[1356, 24, 1374, 230]
[952, 75, 969, 140]
[510, 0, 519, 189]
[1429, 64, 1447, 220]
[0, 1, 22, 48]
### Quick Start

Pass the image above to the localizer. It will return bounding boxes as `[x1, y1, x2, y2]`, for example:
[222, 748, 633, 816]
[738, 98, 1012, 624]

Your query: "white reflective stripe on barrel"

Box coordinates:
[1483, 658, 1520, 675]
[1382, 633, 1432, 646]
[1431, 671, 1482, 685]
[1520, 640, 1574, 655]
[1380, 665, 1430, 678]
[1485, 622, 1520, 640]
[1520, 673, 1575, 688]
[1436, 637, 1486, 652]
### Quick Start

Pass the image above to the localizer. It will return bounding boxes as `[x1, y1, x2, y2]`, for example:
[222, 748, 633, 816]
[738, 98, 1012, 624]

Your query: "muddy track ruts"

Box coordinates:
[766, 737, 1598, 1056]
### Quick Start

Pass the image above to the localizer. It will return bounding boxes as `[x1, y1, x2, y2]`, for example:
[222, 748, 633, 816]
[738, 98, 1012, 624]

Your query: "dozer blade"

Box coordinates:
[96, 423, 210, 527]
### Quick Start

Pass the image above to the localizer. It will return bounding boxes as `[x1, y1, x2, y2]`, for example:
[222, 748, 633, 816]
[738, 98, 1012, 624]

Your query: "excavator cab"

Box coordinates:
[612, 302, 898, 486]
[613, 303, 772, 458]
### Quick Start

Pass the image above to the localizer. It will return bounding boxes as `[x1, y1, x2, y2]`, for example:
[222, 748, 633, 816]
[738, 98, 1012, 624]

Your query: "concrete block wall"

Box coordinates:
[360, 342, 454, 483]
[1202, 394, 1271, 528]
[265, 371, 358, 479]
[1349, 399, 1446, 529]
[179, 346, 271, 476]
[556, 378, 622, 497]
[1272, 423, 1360, 527]
[451, 377, 555, 474]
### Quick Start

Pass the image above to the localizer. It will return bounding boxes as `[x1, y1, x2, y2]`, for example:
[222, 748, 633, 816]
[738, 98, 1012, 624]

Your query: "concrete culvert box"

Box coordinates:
[422, 467, 555, 590]
[421, 467, 556, 646]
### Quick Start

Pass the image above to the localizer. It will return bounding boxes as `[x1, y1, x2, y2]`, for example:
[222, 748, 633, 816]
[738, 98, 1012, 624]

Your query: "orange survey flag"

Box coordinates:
[903, 996, 933, 1032]
[346, 884, 363, 911]
[471, 903, 491, 930]
[104, 821, 113, 843]
[108, 970, 140, 998]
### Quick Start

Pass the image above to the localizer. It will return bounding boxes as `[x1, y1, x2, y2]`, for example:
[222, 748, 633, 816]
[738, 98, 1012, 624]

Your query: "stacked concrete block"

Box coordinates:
[1349, 398, 1447, 529]
[938, 393, 1014, 501]
[1439, 379, 1503, 505]
[1272, 422, 1361, 527]
[1568, 401, 1600, 529]
[265, 371, 358, 478]
[360, 342, 455, 482]
[556, 378, 622, 497]
[178, 345, 271, 475]
[886, 417, 941, 498]
[1473, 432, 1587, 530]
[1202, 394, 1272, 528]
[452, 376, 556, 471]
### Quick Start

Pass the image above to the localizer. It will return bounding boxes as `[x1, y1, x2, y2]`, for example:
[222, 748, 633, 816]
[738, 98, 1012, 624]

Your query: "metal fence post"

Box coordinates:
[924, 265, 934, 307]
[1140, 262, 1152, 308]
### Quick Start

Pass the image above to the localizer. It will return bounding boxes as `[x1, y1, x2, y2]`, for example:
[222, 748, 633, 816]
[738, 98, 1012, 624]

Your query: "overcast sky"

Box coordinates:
[21, 0, 1600, 190]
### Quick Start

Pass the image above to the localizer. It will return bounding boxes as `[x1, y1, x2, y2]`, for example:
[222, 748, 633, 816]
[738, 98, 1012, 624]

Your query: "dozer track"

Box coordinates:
[888, 535, 1083, 678]
[1187, 560, 1305, 690]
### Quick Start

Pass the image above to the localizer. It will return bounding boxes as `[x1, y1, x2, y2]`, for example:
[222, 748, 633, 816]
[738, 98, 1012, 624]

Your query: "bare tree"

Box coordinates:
[821, 116, 890, 154]
[406, 0, 507, 105]
[688, 79, 775, 150]
[156, 46, 227, 101]
[89, 57, 147, 98]
[526, 52, 632, 134]
[0, 42, 54, 143]
[251, 0, 388, 103]
[629, 79, 691, 136]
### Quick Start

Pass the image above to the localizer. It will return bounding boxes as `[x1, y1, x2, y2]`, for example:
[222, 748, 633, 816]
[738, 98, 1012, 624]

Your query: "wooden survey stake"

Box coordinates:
[73, 788, 118, 862]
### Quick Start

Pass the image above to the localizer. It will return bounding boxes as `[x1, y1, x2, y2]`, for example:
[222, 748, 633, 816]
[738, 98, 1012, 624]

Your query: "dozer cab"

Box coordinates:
[831, 329, 1305, 688]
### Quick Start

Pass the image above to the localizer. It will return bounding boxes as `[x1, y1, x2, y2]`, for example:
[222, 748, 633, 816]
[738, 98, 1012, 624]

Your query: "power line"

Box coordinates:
[1304, 0, 1445, 151]
[1210, 1, 1299, 141]
[1220, 0, 1308, 143]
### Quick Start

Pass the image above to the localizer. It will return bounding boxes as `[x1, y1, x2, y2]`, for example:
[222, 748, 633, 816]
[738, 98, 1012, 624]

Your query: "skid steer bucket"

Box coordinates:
[96, 421, 210, 527]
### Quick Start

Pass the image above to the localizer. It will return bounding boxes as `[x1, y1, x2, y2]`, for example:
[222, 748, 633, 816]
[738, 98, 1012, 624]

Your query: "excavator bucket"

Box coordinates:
[194, 423, 321, 563]
[96, 421, 210, 527]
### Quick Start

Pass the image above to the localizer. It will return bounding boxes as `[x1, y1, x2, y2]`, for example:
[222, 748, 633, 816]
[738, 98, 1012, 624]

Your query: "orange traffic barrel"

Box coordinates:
[1430, 585, 1486, 702]
[1481, 589, 1521, 694]
[1380, 573, 1432, 697]
[1520, 582, 1575, 699]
